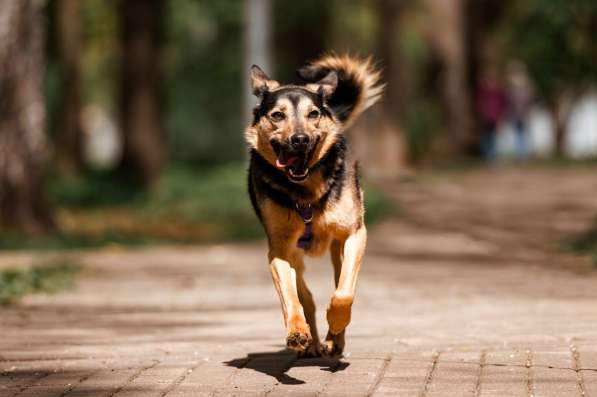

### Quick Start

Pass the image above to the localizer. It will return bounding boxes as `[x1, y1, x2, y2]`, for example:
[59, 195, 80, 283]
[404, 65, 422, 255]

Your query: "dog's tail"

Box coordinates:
[297, 54, 384, 129]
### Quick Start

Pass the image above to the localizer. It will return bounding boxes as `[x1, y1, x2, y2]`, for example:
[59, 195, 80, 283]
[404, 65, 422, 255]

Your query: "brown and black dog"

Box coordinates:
[246, 54, 383, 357]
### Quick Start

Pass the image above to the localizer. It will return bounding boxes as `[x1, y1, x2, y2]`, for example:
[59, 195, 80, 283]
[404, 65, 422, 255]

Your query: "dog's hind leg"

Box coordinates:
[269, 250, 313, 353]
[324, 226, 367, 356]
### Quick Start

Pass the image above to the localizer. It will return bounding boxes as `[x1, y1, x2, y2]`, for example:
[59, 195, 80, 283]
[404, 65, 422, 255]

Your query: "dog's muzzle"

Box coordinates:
[272, 136, 319, 183]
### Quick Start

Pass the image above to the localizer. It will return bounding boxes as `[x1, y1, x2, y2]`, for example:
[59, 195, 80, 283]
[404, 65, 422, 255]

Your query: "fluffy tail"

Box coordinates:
[297, 54, 384, 129]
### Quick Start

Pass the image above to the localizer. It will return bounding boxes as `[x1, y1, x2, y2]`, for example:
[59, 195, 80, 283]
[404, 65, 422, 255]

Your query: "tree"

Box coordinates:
[243, 0, 273, 123]
[364, 0, 408, 177]
[500, 0, 597, 155]
[55, 0, 84, 174]
[118, 0, 165, 186]
[423, 0, 475, 155]
[0, 0, 55, 234]
[273, 0, 332, 83]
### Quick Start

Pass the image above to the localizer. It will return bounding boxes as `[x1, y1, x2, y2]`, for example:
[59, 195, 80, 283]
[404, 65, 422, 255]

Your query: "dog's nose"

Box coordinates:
[290, 133, 310, 150]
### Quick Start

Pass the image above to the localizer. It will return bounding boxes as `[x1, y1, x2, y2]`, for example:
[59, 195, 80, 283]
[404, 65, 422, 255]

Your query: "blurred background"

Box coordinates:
[0, 0, 596, 251]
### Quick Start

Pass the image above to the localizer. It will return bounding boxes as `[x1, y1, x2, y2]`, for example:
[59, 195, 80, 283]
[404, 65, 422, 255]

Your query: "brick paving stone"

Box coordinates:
[15, 371, 94, 397]
[266, 357, 336, 396]
[477, 350, 527, 397]
[582, 370, 597, 396]
[577, 344, 597, 369]
[425, 352, 479, 397]
[370, 357, 430, 396]
[531, 368, 580, 397]
[2, 167, 597, 396]
[478, 364, 527, 397]
[64, 366, 147, 397]
[318, 357, 388, 396]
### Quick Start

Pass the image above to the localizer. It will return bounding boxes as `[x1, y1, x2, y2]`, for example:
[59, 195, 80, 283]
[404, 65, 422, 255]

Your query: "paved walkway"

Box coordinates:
[2, 166, 597, 396]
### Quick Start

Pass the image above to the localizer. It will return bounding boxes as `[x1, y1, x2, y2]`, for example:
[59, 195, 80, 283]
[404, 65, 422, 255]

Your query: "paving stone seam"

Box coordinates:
[365, 354, 392, 397]
[10, 371, 51, 397]
[314, 358, 349, 397]
[160, 360, 204, 397]
[109, 359, 160, 397]
[209, 356, 250, 396]
[263, 355, 299, 396]
[59, 369, 100, 397]
[473, 350, 487, 397]
[420, 351, 440, 397]
[525, 350, 534, 397]
[386, 355, 597, 373]
[570, 343, 588, 397]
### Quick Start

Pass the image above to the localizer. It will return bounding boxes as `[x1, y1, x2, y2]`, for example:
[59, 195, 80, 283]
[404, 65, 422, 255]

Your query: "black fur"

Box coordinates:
[248, 136, 347, 223]
[297, 66, 361, 124]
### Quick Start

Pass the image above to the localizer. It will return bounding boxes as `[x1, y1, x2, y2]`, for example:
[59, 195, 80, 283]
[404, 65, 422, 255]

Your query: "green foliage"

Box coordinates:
[403, 99, 442, 163]
[80, 0, 120, 110]
[499, 0, 597, 100]
[0, 261, 81, 304]
[49, 171, 143, 208]
[399, 23, 443, 162]
[2, 164, 393, 250]
[562, 221, 597, 265]
[363, 183, 394, 225]
[0, 231, 152, 251]
[142, 164, 263, 240]
[164, 0, 244, 163]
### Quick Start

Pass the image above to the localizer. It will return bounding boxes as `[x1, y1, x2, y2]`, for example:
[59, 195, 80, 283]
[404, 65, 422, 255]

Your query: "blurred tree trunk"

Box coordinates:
[0, 0, 55, 234]
[552, 106, 567, 157]
[550, 95, 575, 157]
[425, 0, 475, 156]
[56, 0, 84, 174]
[118, 0, 164, 187]
[364, 0, 407, 178]
[273, 0, 330, 83]
[243, 0, 273, 123]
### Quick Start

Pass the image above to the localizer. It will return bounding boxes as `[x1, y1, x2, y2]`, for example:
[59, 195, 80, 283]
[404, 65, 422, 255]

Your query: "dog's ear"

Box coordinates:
[316, 71, 338, 99]
[250, 65, 279, 97]
[302, 70, 338, 100]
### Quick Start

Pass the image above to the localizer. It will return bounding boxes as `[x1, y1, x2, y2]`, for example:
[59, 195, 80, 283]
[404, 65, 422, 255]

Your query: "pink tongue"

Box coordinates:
[276, 156, 299, 169]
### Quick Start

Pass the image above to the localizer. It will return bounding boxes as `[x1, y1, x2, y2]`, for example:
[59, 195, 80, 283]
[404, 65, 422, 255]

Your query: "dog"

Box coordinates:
[245, 54, 383, 357]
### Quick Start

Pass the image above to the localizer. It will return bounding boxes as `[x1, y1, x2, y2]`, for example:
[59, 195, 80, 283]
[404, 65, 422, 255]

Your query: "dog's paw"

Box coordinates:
[321, 330, 345, 358]
[298, 342, 325, 358]
[286, 331, 312, 352]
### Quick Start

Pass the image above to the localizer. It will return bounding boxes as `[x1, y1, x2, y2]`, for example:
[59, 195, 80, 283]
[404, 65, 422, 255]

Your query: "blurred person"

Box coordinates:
[476, 65, 507, 161]
[506, 60, 534, 160]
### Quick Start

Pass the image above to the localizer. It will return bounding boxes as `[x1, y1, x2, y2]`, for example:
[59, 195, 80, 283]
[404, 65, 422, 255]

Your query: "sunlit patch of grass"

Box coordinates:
[0, 164, 394, 250]
[0, 260, 82, 304]
[562, 222, 597, 266]
[363, 182, 394, 225]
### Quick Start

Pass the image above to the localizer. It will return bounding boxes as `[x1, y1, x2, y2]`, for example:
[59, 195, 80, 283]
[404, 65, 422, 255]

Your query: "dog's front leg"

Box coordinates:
[324, 225, 367, 356]
[269, 250, 313, 352]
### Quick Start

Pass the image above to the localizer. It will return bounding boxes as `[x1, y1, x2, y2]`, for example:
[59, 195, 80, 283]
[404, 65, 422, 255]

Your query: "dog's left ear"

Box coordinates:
[305, 71, 338, 100]
[250, 65, 280, 97]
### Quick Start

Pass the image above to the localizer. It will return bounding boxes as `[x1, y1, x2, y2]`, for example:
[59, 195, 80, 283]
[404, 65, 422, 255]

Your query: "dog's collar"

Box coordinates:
[296, 203, 314, 249]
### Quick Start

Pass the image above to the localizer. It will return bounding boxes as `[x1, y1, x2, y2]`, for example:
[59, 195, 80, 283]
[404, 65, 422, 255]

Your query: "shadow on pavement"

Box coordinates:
[224, 349, 349, 385]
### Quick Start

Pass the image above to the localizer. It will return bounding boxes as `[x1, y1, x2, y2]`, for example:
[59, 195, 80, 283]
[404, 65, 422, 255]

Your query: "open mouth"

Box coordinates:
[268, 138, 310, 183]
[275, 150, 310, 183]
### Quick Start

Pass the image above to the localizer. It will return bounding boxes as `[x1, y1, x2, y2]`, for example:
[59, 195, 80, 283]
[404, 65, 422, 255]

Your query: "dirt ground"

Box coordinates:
[2, 165, 597, 396]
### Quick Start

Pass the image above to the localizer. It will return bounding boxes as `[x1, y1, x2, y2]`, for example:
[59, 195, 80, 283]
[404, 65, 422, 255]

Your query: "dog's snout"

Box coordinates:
[290, 133, 310, 149]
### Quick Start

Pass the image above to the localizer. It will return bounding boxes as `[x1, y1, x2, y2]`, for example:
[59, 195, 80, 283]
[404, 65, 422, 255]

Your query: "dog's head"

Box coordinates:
[245, 65, 340, 184]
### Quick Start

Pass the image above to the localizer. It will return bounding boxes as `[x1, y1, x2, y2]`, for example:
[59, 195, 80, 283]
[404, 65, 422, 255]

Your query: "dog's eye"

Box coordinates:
[308, 110, 320, 119]
[270, 111, 286, 121]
